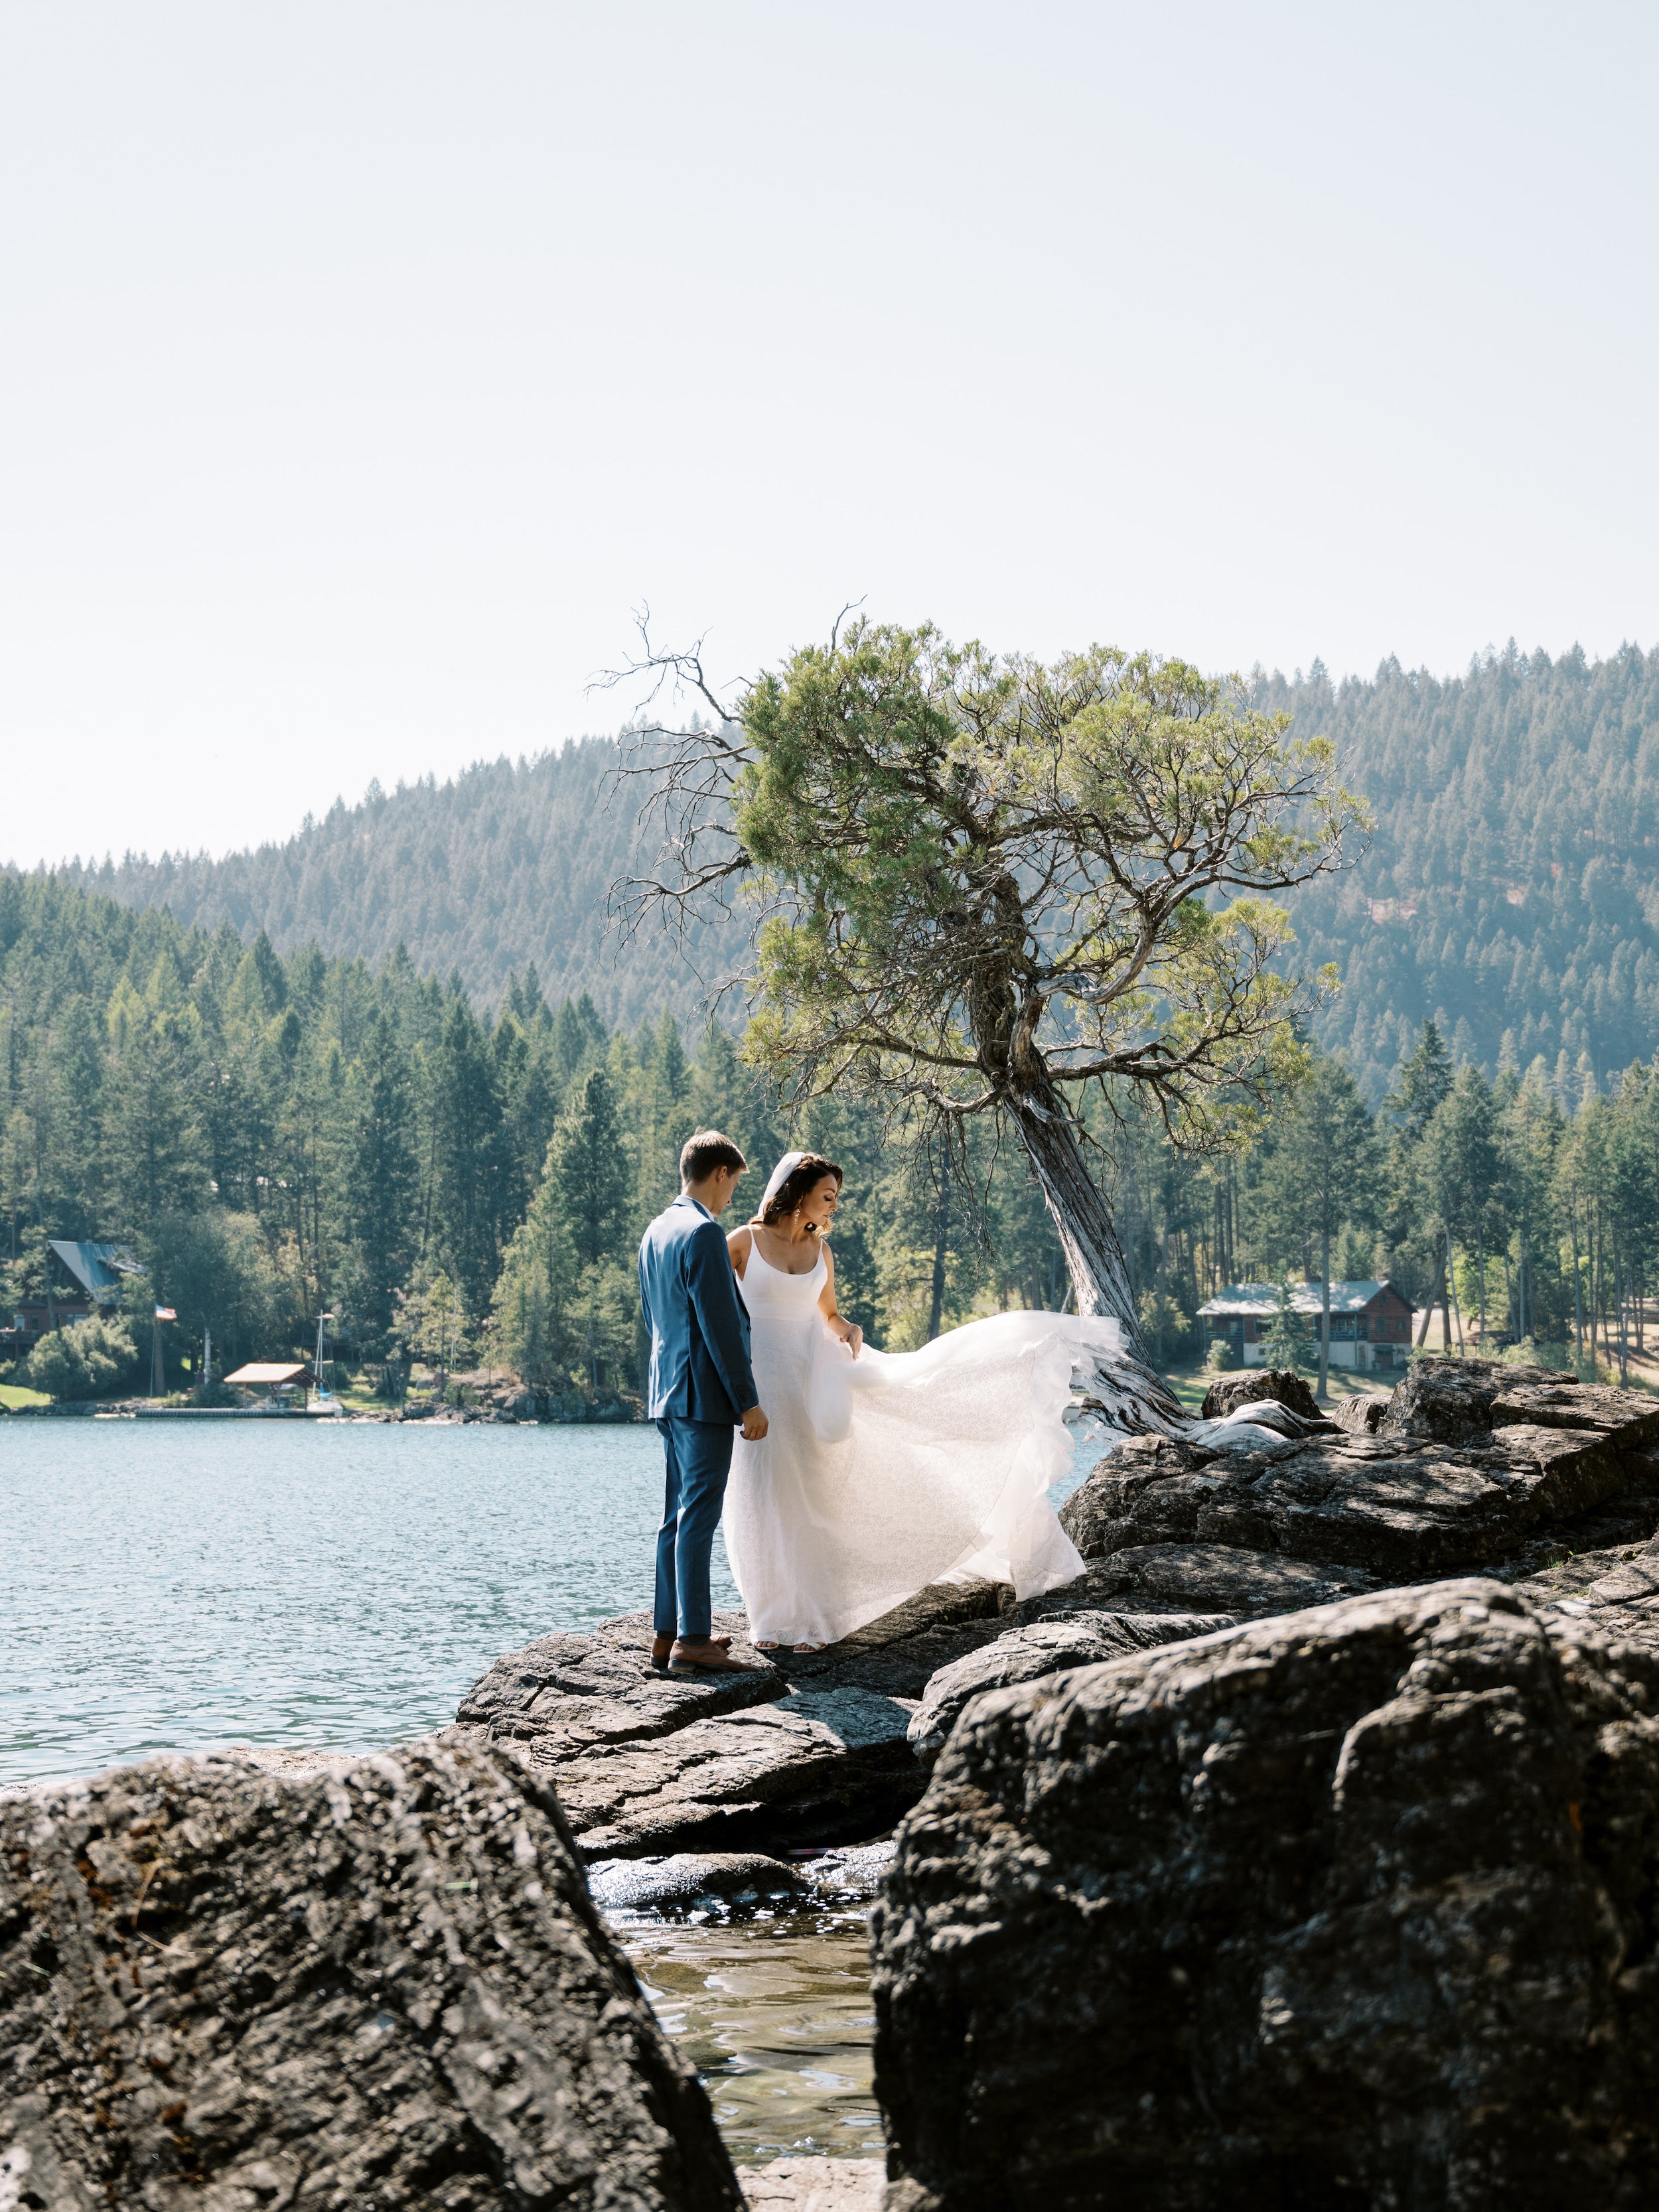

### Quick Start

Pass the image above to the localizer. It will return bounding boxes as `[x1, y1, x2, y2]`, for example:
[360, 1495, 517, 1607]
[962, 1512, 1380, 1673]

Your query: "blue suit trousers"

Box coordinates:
[654, 1415, 734, 1640]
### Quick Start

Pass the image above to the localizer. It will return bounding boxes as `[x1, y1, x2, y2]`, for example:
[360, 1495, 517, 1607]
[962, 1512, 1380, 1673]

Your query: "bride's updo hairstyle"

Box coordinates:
[759, 1152, 843, 1227]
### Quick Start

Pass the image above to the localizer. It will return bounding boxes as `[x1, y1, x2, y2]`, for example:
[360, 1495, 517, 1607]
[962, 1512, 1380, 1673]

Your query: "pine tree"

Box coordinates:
[1255, 1055, 1378, 1397]
[424, 997, 504, 1316]
[339, 1012, 418, 1357]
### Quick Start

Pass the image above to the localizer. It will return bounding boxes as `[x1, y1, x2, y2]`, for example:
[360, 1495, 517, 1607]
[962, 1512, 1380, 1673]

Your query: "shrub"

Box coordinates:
[25, 1316, 140, 1401]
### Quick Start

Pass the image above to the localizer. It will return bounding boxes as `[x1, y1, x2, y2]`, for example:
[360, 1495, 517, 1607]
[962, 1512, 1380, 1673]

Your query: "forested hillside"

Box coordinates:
[1276, 641, 1659, 1095]
[42, 740, 746, 1030]
[28, 642, 1659, 1103]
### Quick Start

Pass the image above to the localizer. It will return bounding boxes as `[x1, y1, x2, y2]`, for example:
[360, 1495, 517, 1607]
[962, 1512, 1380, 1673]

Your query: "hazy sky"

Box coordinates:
[5, 3, 1657, 865]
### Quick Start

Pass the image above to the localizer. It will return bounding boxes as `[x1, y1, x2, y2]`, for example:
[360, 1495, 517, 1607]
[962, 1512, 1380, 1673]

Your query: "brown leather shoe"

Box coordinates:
[652, 1631, 728, 1669]
[668, 1637, 766, 1675]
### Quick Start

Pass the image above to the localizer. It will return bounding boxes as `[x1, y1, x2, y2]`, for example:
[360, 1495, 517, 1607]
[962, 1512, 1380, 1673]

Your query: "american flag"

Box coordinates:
[155, 1305, 176, 1320]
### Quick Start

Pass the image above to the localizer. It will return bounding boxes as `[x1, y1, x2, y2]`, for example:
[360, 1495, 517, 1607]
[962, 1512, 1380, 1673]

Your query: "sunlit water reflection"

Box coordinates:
[617, 1909, 882, 2163]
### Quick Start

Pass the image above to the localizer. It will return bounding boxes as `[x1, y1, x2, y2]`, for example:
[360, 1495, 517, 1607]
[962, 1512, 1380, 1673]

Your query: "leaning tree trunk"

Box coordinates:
[1007, 1090, 1185, 1434]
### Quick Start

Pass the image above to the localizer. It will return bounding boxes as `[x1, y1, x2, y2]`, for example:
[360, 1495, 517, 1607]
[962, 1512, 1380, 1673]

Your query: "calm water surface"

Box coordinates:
[1, 1418, 739, 1789]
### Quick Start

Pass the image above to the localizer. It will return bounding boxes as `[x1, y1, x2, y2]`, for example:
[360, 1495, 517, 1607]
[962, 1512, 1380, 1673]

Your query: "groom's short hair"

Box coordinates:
[680, 1129, 747, 1185]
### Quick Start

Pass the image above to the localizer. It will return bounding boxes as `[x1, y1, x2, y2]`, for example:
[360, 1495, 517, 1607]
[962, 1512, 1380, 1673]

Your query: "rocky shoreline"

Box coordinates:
[9, 1358, 1659, 2205]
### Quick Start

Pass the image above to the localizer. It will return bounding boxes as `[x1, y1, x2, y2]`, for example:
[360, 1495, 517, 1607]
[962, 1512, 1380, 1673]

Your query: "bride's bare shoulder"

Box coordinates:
[727, 1222, 754, 1275]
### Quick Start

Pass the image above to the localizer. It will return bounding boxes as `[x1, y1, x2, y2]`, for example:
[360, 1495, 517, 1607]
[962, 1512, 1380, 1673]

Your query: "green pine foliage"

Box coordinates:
[33, 642, 1659, 1099]
[46, 743, 744, 1028]
[0, 872, 1075, 1399]
[1263, 642, 1659, 1093]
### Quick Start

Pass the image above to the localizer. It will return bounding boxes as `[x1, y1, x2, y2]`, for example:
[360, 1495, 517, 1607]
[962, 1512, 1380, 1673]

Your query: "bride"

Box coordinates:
[723, 1149, 1117, 1652]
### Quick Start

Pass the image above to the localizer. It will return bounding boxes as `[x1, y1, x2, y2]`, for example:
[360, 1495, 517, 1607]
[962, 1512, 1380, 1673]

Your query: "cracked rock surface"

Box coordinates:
[1198, 1368, 1319, 1420]
[453, 1610, 782, 1765]
[555, 1688, 919, 1862]
[1517, 1529, 1659, 1658]
[873, 1577, 1659, 2211]
[452, 1585, 1010, 1860]
[905, 1609, 1238, 1768]
[0, 1738, 743, 2211]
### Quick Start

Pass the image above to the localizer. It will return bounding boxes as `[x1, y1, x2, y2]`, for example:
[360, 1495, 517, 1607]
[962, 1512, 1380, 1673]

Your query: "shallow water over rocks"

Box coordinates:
[617, 1907, 882, 2164]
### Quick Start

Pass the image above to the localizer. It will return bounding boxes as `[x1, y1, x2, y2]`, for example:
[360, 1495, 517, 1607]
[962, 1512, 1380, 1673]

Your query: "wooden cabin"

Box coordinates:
[1197, 1280, 1415, 1373]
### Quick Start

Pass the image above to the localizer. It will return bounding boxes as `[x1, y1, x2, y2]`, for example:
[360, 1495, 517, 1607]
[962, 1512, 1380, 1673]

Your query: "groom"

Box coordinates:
[639, 1129, 769, 1677]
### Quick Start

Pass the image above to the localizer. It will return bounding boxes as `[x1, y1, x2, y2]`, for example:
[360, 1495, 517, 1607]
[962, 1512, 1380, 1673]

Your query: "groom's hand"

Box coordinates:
[741, 1404, 769, 1441]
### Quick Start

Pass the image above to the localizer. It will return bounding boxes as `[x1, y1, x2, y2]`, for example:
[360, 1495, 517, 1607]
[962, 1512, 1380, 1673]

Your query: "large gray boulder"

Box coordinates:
[872, 1578, 1659, 2210]
[905, 1609, 1238, 1767]
[555, 1686, 919, 1860]
[1199, 1367, 1320, 1420]
[1060, 1362, 1659, 1581]
[1332, 1390, 1390, 1433]
[1380, 1357, 1659, 1452]
[0, 1739, 743, 2210]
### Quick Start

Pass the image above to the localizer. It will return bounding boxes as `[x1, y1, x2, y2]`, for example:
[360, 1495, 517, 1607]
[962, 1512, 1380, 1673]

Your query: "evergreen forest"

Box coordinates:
[33, 642, 1659, 1103]
[6, 870, 1659, 1401]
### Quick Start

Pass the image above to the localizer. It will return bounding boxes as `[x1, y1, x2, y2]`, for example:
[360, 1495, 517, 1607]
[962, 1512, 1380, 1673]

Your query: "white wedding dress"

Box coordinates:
[723, 1239, 1116, 1647]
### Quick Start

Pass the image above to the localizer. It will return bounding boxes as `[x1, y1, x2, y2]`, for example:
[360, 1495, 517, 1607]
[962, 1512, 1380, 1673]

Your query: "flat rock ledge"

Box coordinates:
[0, 1738, 743, 2210]
[872, 1576, 1659, 2210]
[451, 1586, 1017, 1862]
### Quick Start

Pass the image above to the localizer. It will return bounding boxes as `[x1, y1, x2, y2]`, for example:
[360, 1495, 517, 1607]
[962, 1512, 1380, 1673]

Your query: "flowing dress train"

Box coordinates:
[723, 1239, 1114, 1647]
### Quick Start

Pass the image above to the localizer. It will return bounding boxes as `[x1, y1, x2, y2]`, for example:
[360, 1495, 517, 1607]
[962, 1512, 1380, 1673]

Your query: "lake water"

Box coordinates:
[1, 1419, 741, 1790]
[620, 1910, 883, 2164]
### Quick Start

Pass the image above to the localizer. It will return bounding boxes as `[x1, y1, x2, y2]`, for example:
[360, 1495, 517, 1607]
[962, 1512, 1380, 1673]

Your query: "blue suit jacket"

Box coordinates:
[638, 1194, 758, 1424]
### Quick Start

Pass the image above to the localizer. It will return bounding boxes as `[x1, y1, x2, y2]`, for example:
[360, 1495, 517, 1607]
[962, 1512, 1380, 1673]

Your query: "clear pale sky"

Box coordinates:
[4, 3, 1656, 865]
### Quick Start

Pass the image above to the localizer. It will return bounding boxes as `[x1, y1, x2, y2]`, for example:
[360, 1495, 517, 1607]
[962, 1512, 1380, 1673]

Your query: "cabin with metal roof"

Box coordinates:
[2, 1241, 145, 1361]
[1197, 1280, 1415, 1373]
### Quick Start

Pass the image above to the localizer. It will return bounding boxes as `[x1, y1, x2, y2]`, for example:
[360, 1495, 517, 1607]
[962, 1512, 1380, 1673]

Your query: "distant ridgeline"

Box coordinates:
[1260, 642, 1659, 1097]
[46, 737, 748, 1033]
[34, 640, 1659, 1097]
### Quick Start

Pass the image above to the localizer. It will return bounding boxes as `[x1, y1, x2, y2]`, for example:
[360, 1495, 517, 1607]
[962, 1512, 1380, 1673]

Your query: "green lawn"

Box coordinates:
[1157, 1361, 1385, 1411]
[0, 1382, 52, 1410]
